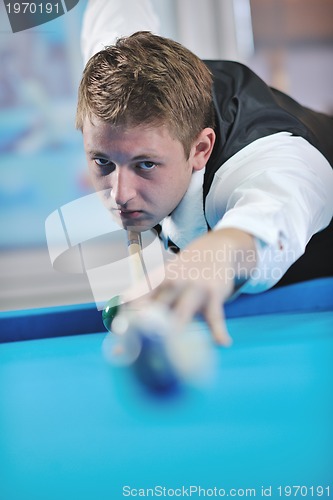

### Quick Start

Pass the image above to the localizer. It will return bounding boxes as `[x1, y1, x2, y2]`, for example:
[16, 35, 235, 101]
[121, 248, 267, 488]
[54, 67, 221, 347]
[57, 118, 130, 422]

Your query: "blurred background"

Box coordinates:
[1, 0, 332, 312]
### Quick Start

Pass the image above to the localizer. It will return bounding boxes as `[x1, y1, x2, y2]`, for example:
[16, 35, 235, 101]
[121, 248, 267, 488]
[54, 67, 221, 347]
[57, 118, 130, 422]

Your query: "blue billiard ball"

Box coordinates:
[111, 305, 182, 394]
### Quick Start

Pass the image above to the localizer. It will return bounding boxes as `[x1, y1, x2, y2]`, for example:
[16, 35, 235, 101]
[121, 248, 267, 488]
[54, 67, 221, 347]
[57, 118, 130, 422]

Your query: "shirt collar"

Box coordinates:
[160, 168, 208, 249]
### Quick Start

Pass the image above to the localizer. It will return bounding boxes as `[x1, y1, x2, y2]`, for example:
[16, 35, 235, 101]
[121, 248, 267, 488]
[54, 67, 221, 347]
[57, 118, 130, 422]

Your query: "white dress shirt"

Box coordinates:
[160, 132, 333, 292]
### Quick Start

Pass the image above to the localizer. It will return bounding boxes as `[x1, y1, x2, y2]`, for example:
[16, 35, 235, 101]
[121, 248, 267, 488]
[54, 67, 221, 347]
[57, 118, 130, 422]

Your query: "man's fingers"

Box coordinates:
[123, 276, 233, 347]
[171, 283, 233, 346]
[203, 297, 232, 346]
[172, 284, 207, 328]
[154, 281, 233, 347]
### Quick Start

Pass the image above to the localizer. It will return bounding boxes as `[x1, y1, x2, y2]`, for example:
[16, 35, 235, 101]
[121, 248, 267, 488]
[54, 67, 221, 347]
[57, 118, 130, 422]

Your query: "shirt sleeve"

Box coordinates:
[81, 0, 160, 64]
[205, 132, 333, 293]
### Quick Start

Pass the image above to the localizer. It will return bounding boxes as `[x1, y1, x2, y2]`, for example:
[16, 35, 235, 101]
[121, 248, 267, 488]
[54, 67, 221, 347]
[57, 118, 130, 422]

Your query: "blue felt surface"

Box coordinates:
[0, 310, 332, 499]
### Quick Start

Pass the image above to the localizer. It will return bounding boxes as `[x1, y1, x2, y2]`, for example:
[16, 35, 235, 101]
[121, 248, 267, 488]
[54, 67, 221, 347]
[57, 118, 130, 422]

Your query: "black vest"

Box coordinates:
[203, 61, 333, 286]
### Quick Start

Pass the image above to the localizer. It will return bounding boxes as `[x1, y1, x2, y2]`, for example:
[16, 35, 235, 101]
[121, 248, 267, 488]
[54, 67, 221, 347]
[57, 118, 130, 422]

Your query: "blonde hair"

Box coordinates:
[76, 31, 215, 158]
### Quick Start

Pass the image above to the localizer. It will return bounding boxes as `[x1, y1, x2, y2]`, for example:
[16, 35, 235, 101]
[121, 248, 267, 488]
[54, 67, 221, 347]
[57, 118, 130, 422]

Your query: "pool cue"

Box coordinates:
[124, 229, 182, 392]
[102, 231, 149, 331]
[127, 230, 146, 286]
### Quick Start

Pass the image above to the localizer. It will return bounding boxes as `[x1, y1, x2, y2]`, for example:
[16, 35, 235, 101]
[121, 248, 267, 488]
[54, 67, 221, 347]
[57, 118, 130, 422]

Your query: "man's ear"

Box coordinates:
[190, 128, 216, 171]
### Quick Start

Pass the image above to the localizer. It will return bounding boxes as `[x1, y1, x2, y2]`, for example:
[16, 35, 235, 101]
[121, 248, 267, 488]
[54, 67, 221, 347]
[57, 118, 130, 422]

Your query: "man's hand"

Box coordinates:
[131, 228, 257, 345]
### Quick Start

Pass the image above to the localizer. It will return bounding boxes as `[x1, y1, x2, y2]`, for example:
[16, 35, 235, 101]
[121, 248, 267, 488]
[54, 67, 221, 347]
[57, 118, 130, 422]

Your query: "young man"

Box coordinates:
[77, 23, 333, 344]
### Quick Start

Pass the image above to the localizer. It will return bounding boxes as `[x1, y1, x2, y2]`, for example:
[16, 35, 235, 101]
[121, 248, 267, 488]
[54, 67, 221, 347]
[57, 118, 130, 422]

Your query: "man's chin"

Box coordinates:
[123, 221, 157, 232]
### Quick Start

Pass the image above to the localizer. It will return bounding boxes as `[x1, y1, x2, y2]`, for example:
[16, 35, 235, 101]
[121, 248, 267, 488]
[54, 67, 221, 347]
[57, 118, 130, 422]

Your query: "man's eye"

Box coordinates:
[137, 161, 156, 170]
[94, 158, 112, 166]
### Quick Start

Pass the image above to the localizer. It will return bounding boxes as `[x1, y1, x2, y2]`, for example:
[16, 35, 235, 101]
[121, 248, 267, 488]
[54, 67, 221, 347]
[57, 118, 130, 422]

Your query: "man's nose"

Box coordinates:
[112, 168, 136, 207]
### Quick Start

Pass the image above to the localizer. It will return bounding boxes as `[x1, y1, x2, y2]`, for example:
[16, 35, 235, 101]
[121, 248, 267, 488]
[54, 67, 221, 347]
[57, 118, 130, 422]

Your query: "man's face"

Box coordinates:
[83, 116, 196, 231]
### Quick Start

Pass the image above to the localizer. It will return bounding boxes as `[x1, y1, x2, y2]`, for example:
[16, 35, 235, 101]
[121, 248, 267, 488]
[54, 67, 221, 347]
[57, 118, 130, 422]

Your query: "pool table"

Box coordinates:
[1, 278, 332, 500]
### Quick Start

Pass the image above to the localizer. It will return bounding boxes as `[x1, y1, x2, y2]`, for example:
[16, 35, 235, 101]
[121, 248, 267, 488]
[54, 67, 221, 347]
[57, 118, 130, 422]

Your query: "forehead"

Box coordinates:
[82, 115, 184, 155]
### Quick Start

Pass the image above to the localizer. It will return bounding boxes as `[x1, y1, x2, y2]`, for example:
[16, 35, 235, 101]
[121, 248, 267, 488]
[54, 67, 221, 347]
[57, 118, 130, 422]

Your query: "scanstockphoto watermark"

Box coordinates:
[166, 246, 297, 284]
[169, 246, 297, 266]
[2, 0, 80, 33]
[168, 260, 286, 284]
[122, 485, 331, 498]
[122, 485, 257, 497]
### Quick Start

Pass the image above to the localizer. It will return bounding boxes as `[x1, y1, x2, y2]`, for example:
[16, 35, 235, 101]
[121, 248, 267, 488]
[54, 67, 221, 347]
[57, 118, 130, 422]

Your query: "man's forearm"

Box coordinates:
[172, 228, 257, 298]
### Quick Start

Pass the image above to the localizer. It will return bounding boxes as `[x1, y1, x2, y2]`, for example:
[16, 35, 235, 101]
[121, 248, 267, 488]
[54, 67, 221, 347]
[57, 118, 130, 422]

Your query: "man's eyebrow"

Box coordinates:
[87, 150, 108, 157]
[131, 153, 161, 161]
[86, 151, 163, 160]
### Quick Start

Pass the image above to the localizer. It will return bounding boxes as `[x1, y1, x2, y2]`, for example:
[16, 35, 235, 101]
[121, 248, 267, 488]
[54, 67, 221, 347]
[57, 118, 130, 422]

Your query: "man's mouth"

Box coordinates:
[114, 208, 143, 219]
